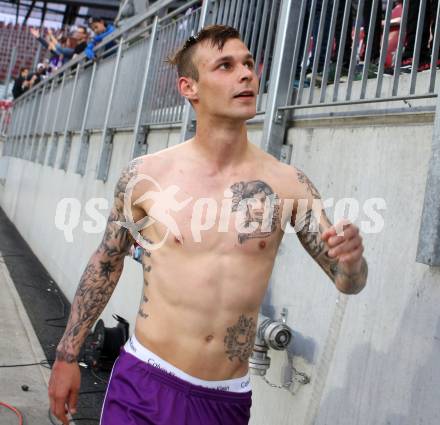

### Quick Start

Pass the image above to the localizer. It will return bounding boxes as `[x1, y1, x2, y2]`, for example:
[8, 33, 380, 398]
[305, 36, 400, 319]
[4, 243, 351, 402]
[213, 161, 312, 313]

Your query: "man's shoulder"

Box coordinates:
[250, 146, 307, 199]
[131, 144, 183, 173]
[252, 145, 298, 181]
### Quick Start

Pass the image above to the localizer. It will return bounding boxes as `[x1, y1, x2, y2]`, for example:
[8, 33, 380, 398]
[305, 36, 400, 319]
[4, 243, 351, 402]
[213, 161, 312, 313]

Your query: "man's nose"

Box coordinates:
[239, 65, 254, 82]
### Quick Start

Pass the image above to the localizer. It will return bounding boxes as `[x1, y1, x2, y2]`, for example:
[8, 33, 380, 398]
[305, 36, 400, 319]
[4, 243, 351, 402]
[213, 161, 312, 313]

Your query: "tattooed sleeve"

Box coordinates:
[292, 168, 367, 294]
[56, 158, 142, 363]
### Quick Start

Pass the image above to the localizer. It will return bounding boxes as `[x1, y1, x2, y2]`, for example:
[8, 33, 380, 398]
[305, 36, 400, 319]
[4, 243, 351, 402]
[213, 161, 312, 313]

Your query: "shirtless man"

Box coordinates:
[48, 25, 368, 425]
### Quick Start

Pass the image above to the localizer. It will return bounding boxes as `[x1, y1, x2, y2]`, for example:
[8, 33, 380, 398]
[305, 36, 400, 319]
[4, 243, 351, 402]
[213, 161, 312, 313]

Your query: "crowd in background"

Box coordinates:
[10, 0, 440, 99]
[297, 0, 440, 86]
[12, 17, 115, 99]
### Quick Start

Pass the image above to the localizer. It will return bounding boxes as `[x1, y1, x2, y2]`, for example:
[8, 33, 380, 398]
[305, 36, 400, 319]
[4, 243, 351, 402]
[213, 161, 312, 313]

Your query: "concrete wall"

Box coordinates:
[1, 115, 440, 425]
[250, 119, 440, 425]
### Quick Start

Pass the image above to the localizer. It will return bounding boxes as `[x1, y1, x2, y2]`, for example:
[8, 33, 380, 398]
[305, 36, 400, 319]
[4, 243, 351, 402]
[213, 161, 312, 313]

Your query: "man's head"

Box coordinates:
[36, 63, 47, 77]
[168, 25, 259, 122]
[88, 17, 106, 35]
[74, 25, 88, 42]
[19, 67, 29, 78]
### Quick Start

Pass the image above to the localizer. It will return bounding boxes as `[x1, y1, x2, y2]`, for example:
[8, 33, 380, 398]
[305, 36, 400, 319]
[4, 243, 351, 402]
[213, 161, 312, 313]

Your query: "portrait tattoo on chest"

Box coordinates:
[230, 180, 280, 243]
[224, 314, 256, 362]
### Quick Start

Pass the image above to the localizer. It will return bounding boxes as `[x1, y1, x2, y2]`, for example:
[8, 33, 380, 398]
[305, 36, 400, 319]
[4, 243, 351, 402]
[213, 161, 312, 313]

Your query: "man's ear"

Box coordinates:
[178, 76, 199, 103]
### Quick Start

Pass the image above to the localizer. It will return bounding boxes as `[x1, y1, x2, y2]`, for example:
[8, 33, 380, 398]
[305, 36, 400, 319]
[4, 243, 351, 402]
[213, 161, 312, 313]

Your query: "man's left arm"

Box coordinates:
[290, 168, 368, 294]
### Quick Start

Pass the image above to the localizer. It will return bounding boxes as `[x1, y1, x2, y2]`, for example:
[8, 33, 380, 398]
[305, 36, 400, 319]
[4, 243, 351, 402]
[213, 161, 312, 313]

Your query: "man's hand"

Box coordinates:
[29, 27, 40, 38]
[322, 219, 367, 294]
[322, 219, 364, 267]
[48, 360, 80, 425]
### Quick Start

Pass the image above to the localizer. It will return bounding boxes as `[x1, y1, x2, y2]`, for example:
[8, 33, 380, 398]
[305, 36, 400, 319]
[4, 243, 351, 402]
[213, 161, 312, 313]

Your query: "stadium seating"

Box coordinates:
[0, 23, 48, 82]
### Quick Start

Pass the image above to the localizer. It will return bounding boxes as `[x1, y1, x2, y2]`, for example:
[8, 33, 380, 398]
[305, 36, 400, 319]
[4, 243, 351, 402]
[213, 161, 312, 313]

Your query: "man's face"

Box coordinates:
[74, 28, 87, 41]
[21, 69, 29, 78]
[247, 191, 266, 224]
[91, 21, 105, 35]
[187, 38, 259, 121]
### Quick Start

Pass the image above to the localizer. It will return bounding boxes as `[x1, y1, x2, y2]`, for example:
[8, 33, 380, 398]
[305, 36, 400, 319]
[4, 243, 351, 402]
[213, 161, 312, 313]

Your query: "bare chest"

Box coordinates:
[137, 175, 289, 255]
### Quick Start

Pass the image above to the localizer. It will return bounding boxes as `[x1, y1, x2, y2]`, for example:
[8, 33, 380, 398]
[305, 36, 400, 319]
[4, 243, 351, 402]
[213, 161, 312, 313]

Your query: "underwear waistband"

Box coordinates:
[124, 334, 251, 393]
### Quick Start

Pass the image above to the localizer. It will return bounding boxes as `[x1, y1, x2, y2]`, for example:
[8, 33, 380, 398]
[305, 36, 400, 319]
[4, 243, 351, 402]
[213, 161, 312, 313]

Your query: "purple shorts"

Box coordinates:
[99, 348, 252, 425]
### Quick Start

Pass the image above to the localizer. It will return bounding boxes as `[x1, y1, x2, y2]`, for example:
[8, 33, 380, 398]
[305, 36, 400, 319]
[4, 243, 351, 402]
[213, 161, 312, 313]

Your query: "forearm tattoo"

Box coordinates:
[296, 209, 339, 281]
[224, 315, 256, 362]
[56, 159, 142, 363]
[293, 169, 368, 292]
[335, 257, 368, 293]
[296, 168, 321, 200]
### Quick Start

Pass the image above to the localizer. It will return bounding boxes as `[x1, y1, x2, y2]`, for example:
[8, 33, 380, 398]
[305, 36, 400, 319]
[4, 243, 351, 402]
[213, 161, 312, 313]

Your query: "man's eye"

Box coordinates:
[246, 62, 255, 69]
[219, 63, 231, 69]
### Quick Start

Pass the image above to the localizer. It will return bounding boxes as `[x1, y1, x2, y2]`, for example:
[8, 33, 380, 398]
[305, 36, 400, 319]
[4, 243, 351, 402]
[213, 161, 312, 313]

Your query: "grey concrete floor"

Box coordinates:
[0, 205, 107, 425]
[0, 253, 55, 425]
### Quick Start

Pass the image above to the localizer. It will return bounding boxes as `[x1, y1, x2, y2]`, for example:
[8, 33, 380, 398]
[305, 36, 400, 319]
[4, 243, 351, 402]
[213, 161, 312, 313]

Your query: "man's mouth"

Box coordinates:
[233, 90, 255, 98]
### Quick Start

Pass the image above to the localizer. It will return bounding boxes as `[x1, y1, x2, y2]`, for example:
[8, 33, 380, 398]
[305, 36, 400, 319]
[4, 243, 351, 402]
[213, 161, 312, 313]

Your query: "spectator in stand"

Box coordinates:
[31, 63, 48, 85]
[402, 0, 439, 71]
[85, 17, 116, 60]
[294, 0, 353, 87]
[30, 27, 63, 69]
[12, 67, 29, 99]
[362, 0, 383, 70]
[15, 63, 48, 96]
[46, 26, 89, 61]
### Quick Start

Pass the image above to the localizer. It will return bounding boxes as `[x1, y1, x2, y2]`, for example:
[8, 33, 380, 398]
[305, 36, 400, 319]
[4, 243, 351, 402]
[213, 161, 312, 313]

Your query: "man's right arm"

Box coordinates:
[49, 157, 144, 424]
[56, 157, 143, 361]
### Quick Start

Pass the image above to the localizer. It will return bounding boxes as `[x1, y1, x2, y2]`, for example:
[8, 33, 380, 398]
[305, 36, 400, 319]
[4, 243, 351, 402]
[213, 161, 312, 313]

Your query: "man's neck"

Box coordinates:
[190, 115, 250, 173]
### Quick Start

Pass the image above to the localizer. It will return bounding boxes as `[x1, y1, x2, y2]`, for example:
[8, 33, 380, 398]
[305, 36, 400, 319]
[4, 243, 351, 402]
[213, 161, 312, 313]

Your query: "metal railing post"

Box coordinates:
[261, 0, 299, 159]
[131, 16, 158, 159]
[97, 38, 124, 182]
[38, 78, 55, 164]
[429, 1, 440, 93]
[375, 0, 393, 98]
[392, 0, 410, 96]
[409, 0, 427, 95]
[5, 100, 22, 156]
[76, 62, 97, 176]
[3, 46, 17, 99]
[15, 98, 29, 157]
[345, 0, 365, 101]
[60, 65, 81, 171]
[360, 0, 380, 99]
[22, 92, 39, 159]
[30, 84, 47, 162]
[48, 73, 66, 167]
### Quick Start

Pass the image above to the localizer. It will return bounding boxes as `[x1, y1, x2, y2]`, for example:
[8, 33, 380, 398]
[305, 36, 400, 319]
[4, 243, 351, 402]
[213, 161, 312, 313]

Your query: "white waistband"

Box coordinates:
[124, 334, 251, 393]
